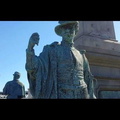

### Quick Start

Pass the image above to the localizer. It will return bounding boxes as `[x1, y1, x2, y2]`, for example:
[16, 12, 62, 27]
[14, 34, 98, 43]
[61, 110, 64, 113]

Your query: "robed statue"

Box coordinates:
[25, 21, 96, 99]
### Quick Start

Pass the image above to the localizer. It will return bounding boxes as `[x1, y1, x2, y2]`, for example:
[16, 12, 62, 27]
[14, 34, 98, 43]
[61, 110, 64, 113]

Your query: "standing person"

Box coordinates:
[25, 21, 96, 99]
[3, 71, 26, 99]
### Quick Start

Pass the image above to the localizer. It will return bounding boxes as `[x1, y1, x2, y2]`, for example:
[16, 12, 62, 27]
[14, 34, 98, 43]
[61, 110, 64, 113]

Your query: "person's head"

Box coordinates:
[13, 71, 20, 80]
[55, 21, 79, 43]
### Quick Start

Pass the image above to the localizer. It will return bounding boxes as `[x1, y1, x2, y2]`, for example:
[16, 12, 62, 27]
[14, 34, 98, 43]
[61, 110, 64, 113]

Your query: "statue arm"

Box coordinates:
[25, 48, 40, 97]
[3, 83, 9, 95]
[82, 53, 96, 99]
[25, 33, 40, 97]
[25, 48, 38, 74]
[25, 32, 40, 74]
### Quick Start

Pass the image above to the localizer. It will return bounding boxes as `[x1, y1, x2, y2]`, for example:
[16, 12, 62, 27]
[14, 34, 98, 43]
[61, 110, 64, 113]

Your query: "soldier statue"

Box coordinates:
[25, 21, 96, 99]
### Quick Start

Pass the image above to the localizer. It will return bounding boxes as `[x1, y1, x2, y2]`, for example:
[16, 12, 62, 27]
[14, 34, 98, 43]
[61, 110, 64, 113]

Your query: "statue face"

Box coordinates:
[13, 72, 20, 80]
[63, 28, 75, 42]
[61, 23, 79, 43]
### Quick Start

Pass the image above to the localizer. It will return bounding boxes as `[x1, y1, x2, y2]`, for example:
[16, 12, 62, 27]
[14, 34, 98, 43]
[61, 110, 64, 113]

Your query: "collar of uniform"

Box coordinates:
[13, 79, 19, 81]
[61, 40, 74, 48]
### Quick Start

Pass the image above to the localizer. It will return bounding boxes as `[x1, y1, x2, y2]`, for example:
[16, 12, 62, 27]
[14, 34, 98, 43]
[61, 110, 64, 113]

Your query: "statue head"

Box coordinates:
[13, 71, 20, 80]
[55, 21, 79, 37]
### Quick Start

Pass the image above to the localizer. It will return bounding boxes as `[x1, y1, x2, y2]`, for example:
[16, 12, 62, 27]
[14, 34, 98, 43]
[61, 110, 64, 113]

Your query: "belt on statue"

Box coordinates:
[58, 83, 87, 91]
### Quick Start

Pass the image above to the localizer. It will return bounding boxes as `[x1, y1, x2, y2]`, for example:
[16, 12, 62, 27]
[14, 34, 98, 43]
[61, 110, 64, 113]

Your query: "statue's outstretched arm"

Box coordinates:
[26, 32, 40, 73]
[27, 32, 40, 51]
[25, 33, 40, 97]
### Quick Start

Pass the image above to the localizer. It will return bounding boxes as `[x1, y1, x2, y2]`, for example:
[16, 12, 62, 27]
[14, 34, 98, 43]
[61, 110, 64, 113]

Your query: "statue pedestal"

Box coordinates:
[74, 21, 120, 98]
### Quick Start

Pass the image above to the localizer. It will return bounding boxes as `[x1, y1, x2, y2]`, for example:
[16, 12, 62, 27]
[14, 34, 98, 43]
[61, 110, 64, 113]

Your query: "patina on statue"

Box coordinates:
[25, 21, 96, 99]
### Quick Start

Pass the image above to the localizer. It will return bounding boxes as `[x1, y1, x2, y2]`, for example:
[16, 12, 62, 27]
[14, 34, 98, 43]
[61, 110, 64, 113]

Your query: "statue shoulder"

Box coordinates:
[43, 42, 60, 49]
[50, 41, 60, 47]
[4, 81, 13, 87]
[80, 50, 86, 55]
[17, 81, 25, 87]
[42, 42, 60, 52]
[7, 81, 13, 84]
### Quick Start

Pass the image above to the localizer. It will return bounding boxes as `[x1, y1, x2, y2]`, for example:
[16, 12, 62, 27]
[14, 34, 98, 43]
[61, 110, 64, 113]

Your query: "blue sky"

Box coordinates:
[0, 21, 120, 92]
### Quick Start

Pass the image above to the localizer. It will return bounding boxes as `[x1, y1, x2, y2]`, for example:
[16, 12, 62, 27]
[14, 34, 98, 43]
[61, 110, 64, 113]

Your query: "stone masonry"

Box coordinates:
[74, 21, 120, 99]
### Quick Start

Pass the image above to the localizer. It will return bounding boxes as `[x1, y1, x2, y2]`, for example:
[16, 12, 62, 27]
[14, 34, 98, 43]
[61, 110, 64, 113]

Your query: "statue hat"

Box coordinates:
[13, 71, 20, 76]
[55, 21, 79, 36]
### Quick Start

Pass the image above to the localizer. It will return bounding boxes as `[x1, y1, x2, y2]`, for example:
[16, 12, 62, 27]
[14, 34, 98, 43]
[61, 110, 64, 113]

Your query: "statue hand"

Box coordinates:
[28, 32, 40, 50]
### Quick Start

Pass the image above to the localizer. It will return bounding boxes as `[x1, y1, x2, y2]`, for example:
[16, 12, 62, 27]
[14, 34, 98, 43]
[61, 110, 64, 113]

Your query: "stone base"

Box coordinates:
[74, 36, 120, 98]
